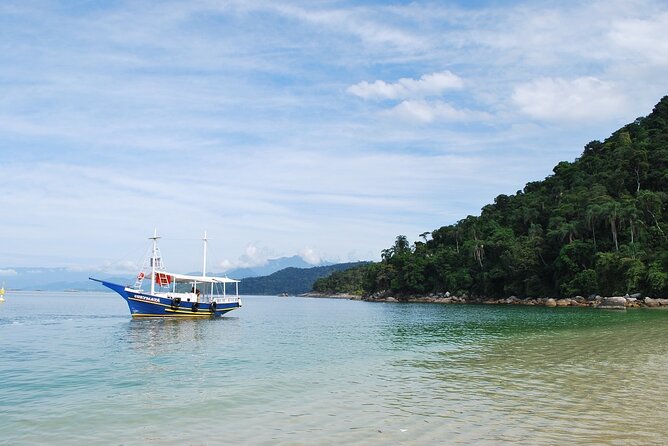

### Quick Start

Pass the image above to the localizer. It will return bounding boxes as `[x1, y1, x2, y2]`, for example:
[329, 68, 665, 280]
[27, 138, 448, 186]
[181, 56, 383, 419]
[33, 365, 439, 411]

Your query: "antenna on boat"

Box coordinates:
[202, 231, 208, 277]
[149, 228, 161, 295]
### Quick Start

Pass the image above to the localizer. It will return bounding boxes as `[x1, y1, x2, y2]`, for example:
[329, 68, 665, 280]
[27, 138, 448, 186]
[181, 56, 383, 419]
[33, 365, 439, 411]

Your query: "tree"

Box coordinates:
[599, 198, 622, 251]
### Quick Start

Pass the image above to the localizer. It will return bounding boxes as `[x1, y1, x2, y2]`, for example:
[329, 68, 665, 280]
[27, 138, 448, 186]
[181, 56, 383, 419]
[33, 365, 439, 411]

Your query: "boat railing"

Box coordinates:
[151, 291, 240, 305]
[163, 292, 198, 301]
[211, 295, 241, 304]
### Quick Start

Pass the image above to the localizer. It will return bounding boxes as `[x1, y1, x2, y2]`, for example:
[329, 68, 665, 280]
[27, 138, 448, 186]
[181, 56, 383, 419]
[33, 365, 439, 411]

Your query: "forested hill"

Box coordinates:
[314, 96, 668, 299]
[239, 262, 368, 295]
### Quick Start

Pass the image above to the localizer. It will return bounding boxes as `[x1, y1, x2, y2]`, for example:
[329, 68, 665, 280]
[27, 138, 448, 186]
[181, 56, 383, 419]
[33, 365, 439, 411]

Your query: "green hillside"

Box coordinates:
[239, 262, 368, 295]
[315, 96, 668, 299]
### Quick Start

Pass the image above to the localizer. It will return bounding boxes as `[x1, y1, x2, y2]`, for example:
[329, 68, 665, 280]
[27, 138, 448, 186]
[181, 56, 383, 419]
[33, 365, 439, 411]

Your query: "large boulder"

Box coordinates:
[645, 297, 658, 307]
[597, 296, 627, 310]
[505, 296, 521, 304]
[545, 298, 557, 307]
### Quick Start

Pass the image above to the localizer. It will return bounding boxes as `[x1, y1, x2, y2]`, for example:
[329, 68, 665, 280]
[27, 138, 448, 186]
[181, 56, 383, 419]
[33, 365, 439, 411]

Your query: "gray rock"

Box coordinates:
[645, 297, 658, 307]
[445, 291, 451, 297]
[545, 298, 557, 307]
[385, 296, 398, 303]
[556, 298, 571, 307]
[597, 296, 627, 310]
[630, 292, 642, 299]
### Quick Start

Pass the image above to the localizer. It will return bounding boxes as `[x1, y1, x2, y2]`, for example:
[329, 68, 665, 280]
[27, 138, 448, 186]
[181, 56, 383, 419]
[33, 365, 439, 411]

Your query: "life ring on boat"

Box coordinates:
[137, 272, 145, 280]
[191, 302, 199, 312]
[209, 301, 217, 313]
[171, 297, 181, 308]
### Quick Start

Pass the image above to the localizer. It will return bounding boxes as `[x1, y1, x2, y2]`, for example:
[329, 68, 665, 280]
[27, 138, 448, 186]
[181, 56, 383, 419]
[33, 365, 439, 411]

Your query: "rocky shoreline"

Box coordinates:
[302, 291, 668, 310]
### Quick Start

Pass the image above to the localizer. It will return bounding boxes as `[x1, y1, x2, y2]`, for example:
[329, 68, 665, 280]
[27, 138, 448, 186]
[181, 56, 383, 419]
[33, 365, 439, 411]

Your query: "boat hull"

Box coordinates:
[90, 279, 241, 318]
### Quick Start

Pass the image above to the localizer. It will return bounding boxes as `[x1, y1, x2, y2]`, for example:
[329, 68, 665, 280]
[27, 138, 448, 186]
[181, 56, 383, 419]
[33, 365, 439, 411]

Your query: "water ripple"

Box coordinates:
[2, 293, 668, 444]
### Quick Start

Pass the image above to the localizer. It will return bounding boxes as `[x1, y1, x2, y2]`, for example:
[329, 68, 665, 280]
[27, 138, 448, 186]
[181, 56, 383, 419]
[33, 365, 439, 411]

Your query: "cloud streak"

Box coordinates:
[347, 71, 464, 100]
[512, 77, 627, 122]
[384, 100, 490, 123]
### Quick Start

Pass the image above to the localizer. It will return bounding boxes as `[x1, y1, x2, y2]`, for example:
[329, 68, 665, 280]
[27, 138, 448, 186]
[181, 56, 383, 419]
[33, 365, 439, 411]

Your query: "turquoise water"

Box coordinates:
[2, 292, 668, 445]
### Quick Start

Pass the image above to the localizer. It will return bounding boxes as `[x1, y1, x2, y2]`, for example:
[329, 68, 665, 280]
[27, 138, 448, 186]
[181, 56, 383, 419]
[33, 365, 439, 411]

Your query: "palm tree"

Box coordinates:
[599, 200, 622, 251]
[394, 235, 410, 253]
[548, 217, 578, 244]
[585, 204, 603, 252]
[381, 248, 394, 262]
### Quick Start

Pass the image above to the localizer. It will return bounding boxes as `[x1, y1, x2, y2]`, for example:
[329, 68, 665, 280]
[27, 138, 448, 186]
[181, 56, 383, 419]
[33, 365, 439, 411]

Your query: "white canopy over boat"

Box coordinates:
[161, 272, 240, 284]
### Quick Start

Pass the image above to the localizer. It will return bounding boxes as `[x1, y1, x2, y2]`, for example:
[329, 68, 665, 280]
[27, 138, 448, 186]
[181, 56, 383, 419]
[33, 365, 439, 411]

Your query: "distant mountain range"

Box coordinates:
[239, 262, 369, 296]
[0, 267, 124, 291]
[224, 255, 332, 278]
[0, 256, 340, 291]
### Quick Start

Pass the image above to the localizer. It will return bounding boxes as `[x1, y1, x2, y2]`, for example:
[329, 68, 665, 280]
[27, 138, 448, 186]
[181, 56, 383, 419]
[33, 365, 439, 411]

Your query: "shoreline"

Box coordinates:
[301, 292, 668, 309]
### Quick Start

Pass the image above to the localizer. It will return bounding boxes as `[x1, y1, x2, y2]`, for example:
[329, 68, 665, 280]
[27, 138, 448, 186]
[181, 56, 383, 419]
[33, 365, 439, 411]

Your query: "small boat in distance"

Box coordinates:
[90, 230, 241, 317]
[0, 282, 5, 302]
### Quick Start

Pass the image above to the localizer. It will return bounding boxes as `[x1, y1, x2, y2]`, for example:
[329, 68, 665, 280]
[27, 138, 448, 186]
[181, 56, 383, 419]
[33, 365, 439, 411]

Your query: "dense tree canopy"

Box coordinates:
[314, 96, 668, 298]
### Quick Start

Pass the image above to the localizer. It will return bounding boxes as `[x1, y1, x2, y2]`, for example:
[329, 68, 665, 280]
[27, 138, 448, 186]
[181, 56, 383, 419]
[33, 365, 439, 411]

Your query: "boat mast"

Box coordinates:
[150, 228, 160, 295]
[202, 231, 208, 277]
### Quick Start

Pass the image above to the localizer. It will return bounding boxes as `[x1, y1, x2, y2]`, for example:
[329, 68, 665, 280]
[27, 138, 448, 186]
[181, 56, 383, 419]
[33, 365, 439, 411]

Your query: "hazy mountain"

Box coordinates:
[0, 256, 337, 291]
[239, 262, 368, 295]
[0, 267, 129, 291]
[223, 256, 332, 278]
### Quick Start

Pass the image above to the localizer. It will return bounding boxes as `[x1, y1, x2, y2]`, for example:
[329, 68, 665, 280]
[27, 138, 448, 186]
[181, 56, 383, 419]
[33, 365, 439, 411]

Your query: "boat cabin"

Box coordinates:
[141, 272, 240, 305]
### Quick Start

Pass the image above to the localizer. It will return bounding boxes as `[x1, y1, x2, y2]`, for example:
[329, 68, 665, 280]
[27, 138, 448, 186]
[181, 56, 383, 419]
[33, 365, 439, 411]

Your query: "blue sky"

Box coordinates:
[1, 0, 668, 274]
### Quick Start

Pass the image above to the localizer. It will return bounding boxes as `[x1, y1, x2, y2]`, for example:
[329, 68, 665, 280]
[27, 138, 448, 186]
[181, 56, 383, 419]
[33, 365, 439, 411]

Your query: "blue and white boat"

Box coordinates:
[90, 230, 241, 318]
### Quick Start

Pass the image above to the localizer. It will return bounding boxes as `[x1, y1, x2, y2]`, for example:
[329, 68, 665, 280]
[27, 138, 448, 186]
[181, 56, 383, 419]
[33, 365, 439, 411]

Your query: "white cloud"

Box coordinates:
[347, 71, 464, 100]
[609, 12, 668, 66]
[219, 243, 273, 272]
[100, 260, 140, 275]
[0, 268, 17, 276]
[270, 3, 422, 50]
[384, 99, 489, 123]
[347, 71, 480, 124]
[299, 247, 322, 265]
[512, 77, 627, 122]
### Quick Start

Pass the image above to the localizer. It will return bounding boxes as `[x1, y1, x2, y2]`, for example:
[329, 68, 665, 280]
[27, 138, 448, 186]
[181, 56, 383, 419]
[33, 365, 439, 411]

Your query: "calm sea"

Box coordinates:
[2, 291, 668, 445]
